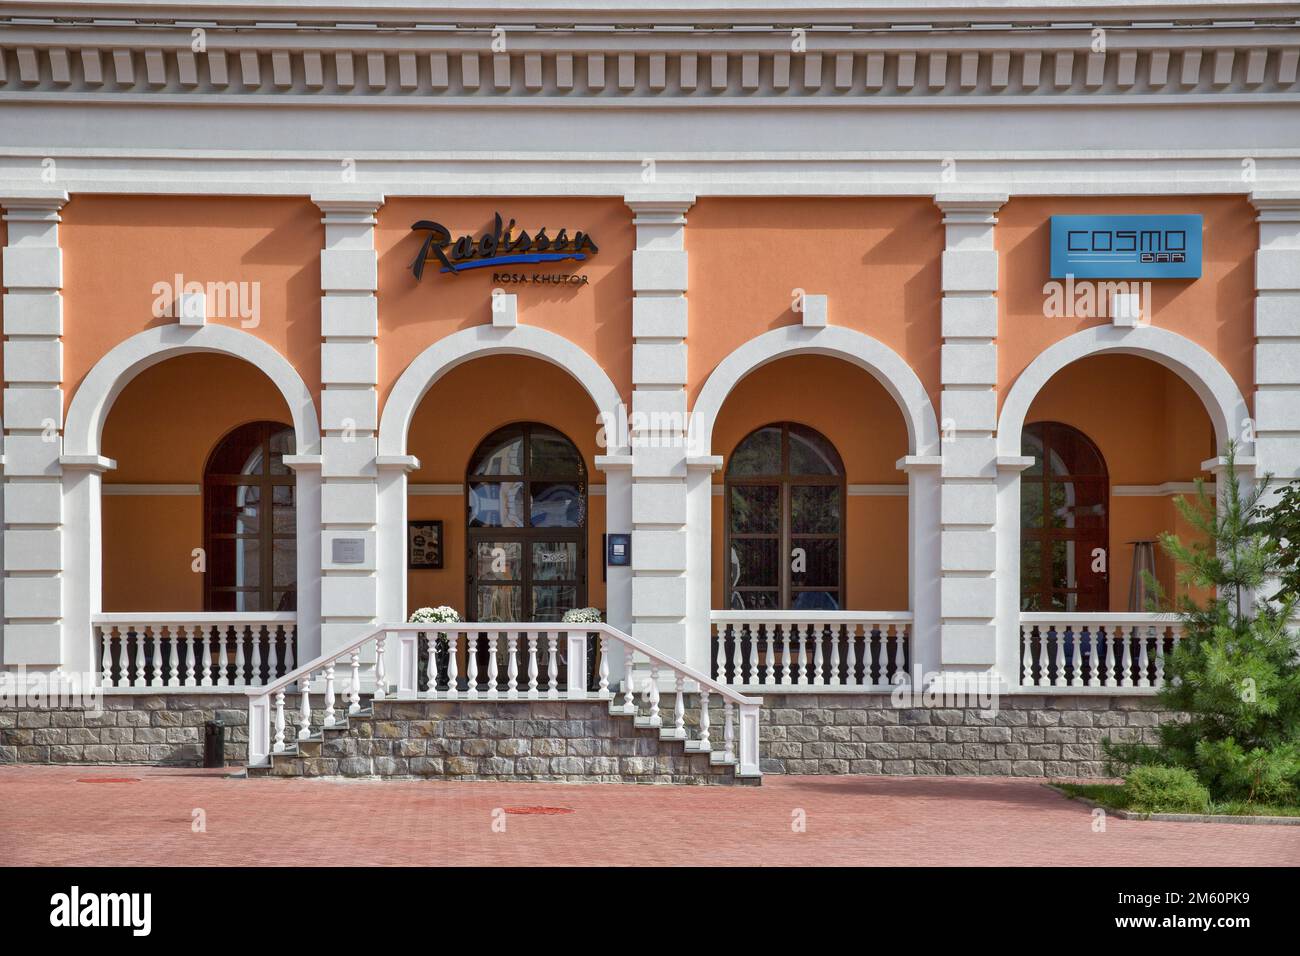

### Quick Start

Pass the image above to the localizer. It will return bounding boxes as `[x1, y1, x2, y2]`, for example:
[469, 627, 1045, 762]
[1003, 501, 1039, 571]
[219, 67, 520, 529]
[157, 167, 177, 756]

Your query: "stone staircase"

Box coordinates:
[247, 692, 758, 785]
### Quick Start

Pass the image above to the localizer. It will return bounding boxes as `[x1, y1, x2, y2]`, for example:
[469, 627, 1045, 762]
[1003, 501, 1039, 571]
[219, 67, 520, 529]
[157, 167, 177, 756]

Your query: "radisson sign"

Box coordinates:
[409, 212, 598, 280]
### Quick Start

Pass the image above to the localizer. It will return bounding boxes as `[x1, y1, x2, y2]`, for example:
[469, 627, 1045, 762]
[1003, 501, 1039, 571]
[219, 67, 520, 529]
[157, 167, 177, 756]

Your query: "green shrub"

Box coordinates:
[1104, 443, 1300, 807]
[1122, 765, 1211, 814]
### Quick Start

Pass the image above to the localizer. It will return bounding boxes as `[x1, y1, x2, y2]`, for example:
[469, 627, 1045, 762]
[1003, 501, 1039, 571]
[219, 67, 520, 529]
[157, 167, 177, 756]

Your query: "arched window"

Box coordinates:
[1020, 421, 1109, 612]
[204, 421, 296, 612]
[466, 423, 587, 622]
[725, 422, 845, 611]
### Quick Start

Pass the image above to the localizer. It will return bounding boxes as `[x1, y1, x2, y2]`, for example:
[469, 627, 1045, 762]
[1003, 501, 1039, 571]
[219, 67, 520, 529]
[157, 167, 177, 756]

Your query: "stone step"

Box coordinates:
[245, 696, 752, 785]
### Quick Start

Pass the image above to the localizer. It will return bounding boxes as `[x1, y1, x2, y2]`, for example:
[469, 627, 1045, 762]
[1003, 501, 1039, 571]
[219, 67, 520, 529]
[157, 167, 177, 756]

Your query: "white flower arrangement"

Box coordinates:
[409, 606, 460, 625]
[561, 607, 603, 624]
[409, 606, 460, 653]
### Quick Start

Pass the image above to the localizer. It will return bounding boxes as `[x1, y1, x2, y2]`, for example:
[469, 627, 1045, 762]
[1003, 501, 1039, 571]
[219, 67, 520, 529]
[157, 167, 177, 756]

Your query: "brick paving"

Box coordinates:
[1, 766, 1296, 866]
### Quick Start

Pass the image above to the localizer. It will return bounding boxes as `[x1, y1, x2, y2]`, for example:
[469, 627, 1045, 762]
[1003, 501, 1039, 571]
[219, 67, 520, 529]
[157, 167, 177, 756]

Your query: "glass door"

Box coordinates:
[465, 423, 587, 622]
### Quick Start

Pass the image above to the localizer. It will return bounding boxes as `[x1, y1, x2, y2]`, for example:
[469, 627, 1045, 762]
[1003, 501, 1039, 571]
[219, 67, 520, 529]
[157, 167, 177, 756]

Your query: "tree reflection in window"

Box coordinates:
[1020, 421, 1109, 612]
[204, 421, 297, 612]
[725, 423, 845, 611]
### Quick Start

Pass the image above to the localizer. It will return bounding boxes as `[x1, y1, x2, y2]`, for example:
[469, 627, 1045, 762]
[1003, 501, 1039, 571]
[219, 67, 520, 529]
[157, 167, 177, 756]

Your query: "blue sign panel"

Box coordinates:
[1050, 214, 1202, 279]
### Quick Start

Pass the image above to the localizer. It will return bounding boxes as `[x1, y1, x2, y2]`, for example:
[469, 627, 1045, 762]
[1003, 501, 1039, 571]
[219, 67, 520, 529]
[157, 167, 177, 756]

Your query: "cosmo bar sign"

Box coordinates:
[410, 212, 598, 279]
[1050, 214, 1202, 279]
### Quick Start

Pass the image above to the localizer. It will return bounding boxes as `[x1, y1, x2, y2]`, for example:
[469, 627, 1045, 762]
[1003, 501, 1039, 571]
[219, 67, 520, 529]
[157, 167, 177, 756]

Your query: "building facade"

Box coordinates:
[1, 0, 1298, 779]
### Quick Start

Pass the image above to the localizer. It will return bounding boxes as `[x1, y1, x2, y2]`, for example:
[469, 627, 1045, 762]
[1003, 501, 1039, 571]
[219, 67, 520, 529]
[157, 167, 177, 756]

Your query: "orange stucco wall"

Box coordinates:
[1024, 353, 1215, 609]
[998, 196, 1256, 413]
[375, 199, 634, 414]
[100, 353, 293, 612]
[59, 196, 323, 417]
[685, 198, 944, 412]
[709, 355, 911, 611]
[405, 355, 607, 619]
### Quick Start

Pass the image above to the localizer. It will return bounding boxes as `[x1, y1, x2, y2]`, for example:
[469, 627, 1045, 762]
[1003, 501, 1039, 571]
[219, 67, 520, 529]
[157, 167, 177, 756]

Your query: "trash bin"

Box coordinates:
[203, 719, 226, 768]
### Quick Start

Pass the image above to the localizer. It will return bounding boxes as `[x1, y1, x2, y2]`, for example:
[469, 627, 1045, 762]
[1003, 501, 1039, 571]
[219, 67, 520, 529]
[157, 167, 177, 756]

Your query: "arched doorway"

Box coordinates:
[204, 421, 298, 612]
[725, 421, 846, 611]
[465, 422, 587, 622]
[1019, 422, 1109, 612]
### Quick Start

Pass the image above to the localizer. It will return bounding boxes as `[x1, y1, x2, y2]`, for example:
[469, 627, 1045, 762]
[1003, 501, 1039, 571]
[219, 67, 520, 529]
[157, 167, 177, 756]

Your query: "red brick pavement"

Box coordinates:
[1, 766, 1296, 866]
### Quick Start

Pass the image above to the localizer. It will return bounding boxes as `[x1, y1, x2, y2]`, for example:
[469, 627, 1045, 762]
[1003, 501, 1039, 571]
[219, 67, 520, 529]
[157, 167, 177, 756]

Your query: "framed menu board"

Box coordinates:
[408, 520, 443, 570]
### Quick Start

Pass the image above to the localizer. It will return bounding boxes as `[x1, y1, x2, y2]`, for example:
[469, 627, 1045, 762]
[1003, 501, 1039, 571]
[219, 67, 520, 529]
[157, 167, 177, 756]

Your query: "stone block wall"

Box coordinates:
[254, 699, 740, 785]
[740, 693, 1175, 777]
[0, 694, 249, 766]
[1, 690, 1176, 780]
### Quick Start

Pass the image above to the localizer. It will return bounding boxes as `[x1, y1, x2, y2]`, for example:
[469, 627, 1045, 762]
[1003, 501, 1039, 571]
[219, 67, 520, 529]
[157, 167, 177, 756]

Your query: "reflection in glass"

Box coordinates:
[1020, 422, 1109, 612]
[729, 426, 782, 476]
[530, 482, 584, 527]
[530, 428, 584, 476]
[788, 424, 843, 476]
[729, 485, 779, 534]
[725, 422, 844, 610]
[476, 585, 523, 622]
[531, 585, 578, 621]
[791, 485, 840, 534]
[532, 542, 578, 580]
[474, 541, 522, 580]
[731, 539, 780, 589]
[791, 538, 839, 587]
[468, 481, 526, 527]
[470, 429, 524, 476]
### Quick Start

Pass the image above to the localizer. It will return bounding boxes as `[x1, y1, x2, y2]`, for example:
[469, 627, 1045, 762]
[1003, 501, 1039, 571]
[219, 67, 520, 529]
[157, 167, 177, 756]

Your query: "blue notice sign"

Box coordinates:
[1050, 214, 1202, 279]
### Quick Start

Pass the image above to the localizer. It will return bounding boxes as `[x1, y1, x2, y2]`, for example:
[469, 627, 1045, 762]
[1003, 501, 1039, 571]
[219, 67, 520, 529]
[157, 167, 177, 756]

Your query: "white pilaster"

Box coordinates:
[1251, 192, 1300, 483]
[625, 194, 697, 667]
[313, 194, 383, 656]
[2, 191, 68, 671]
[899, 455, 943, 682]
[935, 194, 1007, 687]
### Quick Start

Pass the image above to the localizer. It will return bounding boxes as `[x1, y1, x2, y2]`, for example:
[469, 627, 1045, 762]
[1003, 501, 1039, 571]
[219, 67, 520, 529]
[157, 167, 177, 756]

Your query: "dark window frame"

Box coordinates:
[1019, 420, 1110, 612]
[202, 420, 297, 612]
[464, 422, 588, 622]
[724, 422, 846, 611]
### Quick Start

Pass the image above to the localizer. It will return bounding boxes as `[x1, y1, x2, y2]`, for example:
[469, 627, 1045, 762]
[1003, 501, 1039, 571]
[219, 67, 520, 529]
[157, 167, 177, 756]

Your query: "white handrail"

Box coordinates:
[711, 610, 913, 623]
[94, 612, 296, 624]
[245, 622, 762, 776]
[1020, 612, 1177, 624]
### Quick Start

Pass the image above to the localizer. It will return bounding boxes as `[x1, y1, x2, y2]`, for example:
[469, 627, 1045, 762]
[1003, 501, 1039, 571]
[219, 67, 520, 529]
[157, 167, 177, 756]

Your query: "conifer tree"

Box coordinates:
[1105, 443, 1300, 805]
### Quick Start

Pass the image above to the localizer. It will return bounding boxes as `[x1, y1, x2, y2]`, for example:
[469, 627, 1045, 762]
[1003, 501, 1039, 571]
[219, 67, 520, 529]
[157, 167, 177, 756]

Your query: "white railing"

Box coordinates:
[94, 613, 297, 691]
[1019, 613, 1185, 691]
[710, 611, 912, 691]
[246, 622, 763, 776]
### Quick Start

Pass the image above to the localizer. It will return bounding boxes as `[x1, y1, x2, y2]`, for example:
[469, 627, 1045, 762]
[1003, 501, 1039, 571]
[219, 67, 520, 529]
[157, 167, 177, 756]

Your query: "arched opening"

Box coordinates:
[465, 422, 588, 622]
[203, 421, 298, 612]
[708, 354, 917, 688]
[1019, 422, 1109, 612]
[1009, 353, 1222, 688]
[91, 353, 305, 689]
[725, 422, 845, 612]
[100, 354, 297, 612]
[403, 354, 607, 622]
[1017, 354, 1216, 609]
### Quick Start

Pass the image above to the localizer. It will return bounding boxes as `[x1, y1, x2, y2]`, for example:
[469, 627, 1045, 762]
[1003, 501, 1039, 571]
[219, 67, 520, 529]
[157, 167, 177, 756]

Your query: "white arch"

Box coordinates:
[65, 324, 321, 457]
[997, 325, 1249, 458]
[378, 324, 624, 457]
[692, 325, 941, 456]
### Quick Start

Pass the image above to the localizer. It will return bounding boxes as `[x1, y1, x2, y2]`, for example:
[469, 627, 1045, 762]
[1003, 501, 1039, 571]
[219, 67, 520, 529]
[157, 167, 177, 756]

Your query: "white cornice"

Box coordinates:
[0, 22, 1295, 105]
